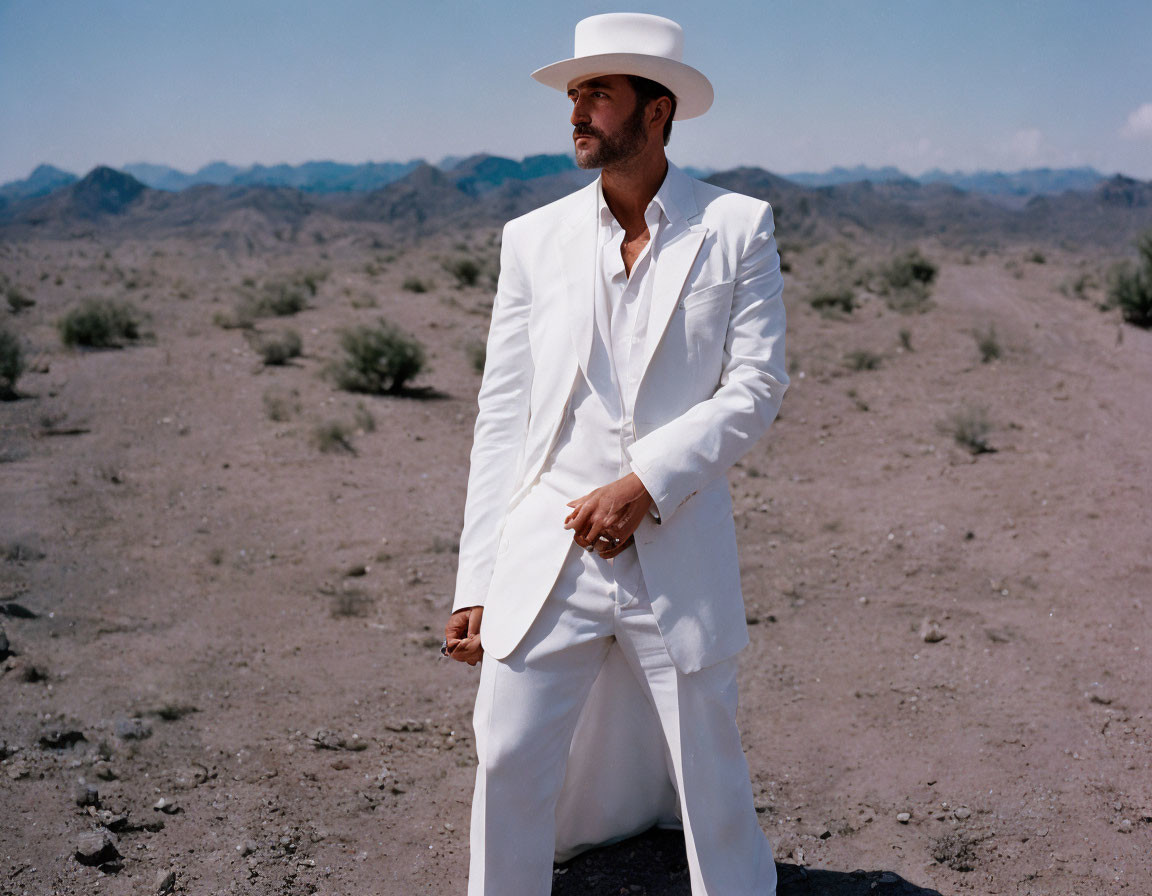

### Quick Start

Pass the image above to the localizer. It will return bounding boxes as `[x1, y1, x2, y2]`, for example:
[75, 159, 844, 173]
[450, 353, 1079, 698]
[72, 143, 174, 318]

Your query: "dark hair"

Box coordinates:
[626, 75, 676, 146]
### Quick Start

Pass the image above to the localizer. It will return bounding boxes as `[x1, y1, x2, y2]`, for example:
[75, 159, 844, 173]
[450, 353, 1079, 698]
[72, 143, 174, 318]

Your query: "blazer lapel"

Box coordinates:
[637, 221, 707, 379]
[558, 182, 599, 383]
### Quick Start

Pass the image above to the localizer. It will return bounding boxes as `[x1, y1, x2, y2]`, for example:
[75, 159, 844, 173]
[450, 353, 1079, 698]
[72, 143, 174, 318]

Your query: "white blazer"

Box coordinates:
[452, 162, 788, 673]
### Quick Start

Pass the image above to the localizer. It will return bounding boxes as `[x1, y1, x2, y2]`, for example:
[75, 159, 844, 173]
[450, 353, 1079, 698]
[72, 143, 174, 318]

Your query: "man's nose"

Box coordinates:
[570, 96, 590, 125]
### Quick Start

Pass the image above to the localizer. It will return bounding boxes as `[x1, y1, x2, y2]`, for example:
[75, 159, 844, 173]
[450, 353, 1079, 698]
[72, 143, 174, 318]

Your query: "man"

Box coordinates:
[444, 12, 788, 895]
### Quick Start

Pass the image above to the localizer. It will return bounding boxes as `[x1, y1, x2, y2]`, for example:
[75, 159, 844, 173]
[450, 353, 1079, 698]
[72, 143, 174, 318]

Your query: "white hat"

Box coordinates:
[531, 13, 714, 120]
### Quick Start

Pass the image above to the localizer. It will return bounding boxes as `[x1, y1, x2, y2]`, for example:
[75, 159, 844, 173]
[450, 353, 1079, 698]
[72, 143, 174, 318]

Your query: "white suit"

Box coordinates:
[454, 161, 788, 894]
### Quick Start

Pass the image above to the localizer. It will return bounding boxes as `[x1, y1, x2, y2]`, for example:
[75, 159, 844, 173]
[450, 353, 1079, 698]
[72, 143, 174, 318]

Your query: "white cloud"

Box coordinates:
[1121, 103, 1152, 139]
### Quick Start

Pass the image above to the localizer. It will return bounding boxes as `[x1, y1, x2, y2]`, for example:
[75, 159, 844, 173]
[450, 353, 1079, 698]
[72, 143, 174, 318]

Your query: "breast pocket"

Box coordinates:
[676, 280, 734, 364]
[678, 279, 735, 313]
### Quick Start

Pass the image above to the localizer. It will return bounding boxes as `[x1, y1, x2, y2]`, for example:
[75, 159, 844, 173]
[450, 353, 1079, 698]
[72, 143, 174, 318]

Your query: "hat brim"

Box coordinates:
[531, 53, 713, 120]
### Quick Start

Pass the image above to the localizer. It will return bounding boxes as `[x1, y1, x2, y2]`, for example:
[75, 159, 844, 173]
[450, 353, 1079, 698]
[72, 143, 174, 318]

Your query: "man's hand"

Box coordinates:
[564, 472, 653, 559]
[444, 606, 484, 665]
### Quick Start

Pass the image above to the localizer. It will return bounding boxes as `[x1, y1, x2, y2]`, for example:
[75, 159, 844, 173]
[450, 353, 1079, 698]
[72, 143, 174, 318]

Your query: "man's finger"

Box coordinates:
[466, 607, 484, 639]
[564, 500, 595, 536]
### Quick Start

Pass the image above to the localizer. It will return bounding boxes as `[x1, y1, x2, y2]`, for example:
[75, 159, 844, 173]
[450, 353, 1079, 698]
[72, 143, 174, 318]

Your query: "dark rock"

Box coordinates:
[74, 829, 121, 867]
[39, 727, 86, 749]
[73, 782, 100, 807]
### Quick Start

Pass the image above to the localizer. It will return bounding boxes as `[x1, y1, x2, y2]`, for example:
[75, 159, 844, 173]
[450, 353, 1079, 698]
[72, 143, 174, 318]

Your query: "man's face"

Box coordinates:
[567, 74, 649, 170]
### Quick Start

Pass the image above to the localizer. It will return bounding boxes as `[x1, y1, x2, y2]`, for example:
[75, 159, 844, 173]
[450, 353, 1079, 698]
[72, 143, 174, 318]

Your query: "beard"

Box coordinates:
[573, 101, 648, 169]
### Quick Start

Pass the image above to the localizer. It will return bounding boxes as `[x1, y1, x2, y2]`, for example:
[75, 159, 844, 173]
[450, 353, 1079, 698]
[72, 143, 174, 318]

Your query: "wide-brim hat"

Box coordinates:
[531, 13, 713, 120]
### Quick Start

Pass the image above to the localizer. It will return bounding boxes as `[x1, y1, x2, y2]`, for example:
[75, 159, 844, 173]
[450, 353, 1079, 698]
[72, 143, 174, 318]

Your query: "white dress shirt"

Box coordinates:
[533, 168, 676, 607]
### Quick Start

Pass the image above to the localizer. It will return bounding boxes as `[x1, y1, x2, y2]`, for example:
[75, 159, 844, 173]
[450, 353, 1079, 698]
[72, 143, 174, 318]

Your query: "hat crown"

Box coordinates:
[573, 13, 684, 63]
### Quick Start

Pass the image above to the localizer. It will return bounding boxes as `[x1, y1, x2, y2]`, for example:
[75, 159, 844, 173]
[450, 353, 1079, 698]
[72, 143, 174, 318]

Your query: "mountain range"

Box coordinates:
[1, 156, 1149, 250]
[0, 157, 1115, 202]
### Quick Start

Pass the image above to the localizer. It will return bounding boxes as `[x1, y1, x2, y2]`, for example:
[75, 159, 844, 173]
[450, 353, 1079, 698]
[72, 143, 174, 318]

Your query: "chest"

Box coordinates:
[619, 227, 650, 278]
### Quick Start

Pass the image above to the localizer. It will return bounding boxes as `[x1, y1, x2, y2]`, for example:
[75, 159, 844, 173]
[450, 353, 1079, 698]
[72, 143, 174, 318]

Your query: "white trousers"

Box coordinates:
[468, 540, 776, 896]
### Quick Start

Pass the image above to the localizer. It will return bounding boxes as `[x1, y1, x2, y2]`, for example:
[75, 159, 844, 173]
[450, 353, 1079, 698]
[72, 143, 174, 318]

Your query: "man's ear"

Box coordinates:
[650, 96, 672, 132]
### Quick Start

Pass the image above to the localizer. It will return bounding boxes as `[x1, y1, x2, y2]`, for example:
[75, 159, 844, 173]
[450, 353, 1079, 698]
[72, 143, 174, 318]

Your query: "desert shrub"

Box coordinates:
[878, 249, 937, 313]
[252, 329, 302, 366]
[809, 288, 855, 315]
[1028, 250, 1046, 264]
[1059, 272, 1094, 300]
[57, 299, 142, 347]
[253, 280, 308, 317]
[1107, 232, 1152, 328]
[402, 277, 429, 293]
[5, 284, 34, 313]
[974, 324, 1001, 363]
[299, 268, 327, 296]
[445, 257, 482, 288]
[262, 387, 300, 422]
[330, 319, 425, 394]
[0, 325, 25, 399]
[844, 349, 883, 371]
[467, 339, 486, 374]
[312, 420, 355, 454]
[212, 307, 254, 330]
[940, 406, 995, 454]
[353, 402, 376, 433]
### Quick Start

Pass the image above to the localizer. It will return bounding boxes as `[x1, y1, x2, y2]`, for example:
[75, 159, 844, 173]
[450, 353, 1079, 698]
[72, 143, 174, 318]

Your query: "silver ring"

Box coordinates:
[440, 638, 449, 656]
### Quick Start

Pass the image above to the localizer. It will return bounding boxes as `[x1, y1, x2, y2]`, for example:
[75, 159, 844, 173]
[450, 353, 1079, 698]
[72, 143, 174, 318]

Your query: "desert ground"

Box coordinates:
[1, 222, 1150, 896]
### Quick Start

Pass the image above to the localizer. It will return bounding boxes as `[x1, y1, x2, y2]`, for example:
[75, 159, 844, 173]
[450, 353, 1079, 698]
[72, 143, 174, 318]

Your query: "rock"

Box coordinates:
[39, 727, 86, 749]
[385, 719, 426, 733]
[919, 618, 946, 643]
[5, 759, 29, 779]
[155, 869, 177, 894]
[92, 761, 118, 781]
[954, 807, 971, 820]
[153, 797, 181, 814]
[73, 782, 100, 807]
[115, 717, 153, 740]
[896, 812, 911, 823]
[75, 829, 120, 866]
[1118, 819, 1132, 833]
[237, 840, 257, 856]
[344, 564, 368, 577]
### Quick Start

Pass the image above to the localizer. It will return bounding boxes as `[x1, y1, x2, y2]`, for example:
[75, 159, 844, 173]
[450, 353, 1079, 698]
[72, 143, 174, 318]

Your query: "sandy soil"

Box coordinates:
[1, 231, 1149, 895]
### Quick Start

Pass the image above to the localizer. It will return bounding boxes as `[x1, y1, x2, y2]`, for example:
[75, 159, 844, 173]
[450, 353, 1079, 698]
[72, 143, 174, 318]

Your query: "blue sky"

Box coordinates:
[2, 0, 1151, 184]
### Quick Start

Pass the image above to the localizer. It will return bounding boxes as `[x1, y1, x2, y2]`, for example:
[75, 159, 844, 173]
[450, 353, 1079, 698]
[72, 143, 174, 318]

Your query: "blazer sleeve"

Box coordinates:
[451, 222, 534, 611]
[627, 202, 788, 523]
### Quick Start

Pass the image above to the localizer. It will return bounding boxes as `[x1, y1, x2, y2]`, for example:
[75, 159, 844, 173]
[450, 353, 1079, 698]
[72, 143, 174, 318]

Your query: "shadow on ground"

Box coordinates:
[552, 828, 944, 895]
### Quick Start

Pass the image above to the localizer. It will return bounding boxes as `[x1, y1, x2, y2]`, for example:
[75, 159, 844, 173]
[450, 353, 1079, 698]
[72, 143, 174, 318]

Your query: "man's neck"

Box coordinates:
[600, 151, 669, 237]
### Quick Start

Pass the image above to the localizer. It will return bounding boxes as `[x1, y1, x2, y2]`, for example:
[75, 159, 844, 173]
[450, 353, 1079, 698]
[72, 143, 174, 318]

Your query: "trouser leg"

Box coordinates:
[467, 546, 614, 896]
[615, 608, 777, 896]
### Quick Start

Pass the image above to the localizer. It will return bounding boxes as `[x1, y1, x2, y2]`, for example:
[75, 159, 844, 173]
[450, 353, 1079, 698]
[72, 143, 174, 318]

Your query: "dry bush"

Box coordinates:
[445, 257, 482, 288]
[0, 324, 25, 400]
[808, 288, 856, 315]
[844, 349, 883, 371]
[466, 339, 486, 374]
[940, 405, 996, 454]
[252, 329, 302, 366]
[57, 299, 142, 347]
[876, 249, 937, 313]
[973, 324, 1001, 363]
[262, 387, 301, 422]
[312, 420, 356, 454]
[1108, 231, 1152, 328]
[330, 319, 426, 394]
